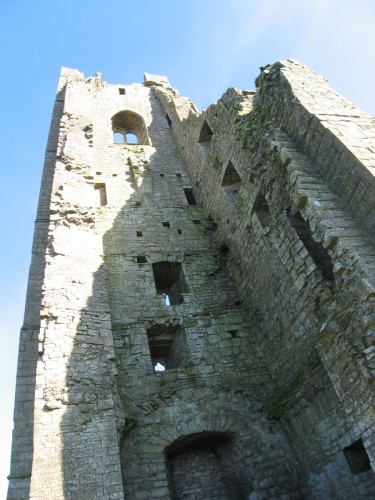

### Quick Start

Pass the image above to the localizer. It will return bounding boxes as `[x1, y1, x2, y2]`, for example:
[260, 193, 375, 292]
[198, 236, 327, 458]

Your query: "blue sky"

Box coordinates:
[1, 0, 374, 495]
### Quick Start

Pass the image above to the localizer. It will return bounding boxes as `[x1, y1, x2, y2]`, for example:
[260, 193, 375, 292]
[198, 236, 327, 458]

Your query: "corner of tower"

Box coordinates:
[57, 67, 85, 92]
[143, 73, 170, 87]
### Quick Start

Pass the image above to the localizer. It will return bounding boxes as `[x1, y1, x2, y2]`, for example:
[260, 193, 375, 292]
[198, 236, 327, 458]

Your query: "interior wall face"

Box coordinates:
[7, 62, 375, 500]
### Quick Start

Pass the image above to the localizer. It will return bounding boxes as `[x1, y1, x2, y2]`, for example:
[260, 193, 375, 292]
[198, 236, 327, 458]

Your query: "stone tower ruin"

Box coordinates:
[7, 60, 375, 499]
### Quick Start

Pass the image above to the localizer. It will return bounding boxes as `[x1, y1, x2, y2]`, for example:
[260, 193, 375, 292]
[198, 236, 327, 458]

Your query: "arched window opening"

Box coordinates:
[287, 208, 334, 282]
[113, 132, 125, 143]
[147, 324, 185, 371]
[198, 120, 213, 152]
[126, 132, 138, 145]
[253, 192, 271, 228]
[222, 161, 241, 201]
[165, 432, 250, 499]
[112, 110, 149, 145]
[152, 262, 188, 305]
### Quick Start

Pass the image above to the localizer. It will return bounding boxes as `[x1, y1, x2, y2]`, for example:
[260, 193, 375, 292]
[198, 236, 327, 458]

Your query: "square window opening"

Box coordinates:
[343, 439, 372, 475]
[152, 262, 188, 305]
[147, 324, 184, 371]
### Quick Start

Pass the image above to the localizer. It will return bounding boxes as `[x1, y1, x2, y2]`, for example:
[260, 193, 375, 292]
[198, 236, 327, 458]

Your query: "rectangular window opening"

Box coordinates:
[152, 262, 188, 305]
[162, 222, 171, 228]
[192, 220, 201, 225]
[136, 231, 143, 237]
[119, 88, 126, 95]
[147, 324, 184, 371]
[184, 188, 197, 205]
[94, 183, 107, 206]
[136, 255, 147, 264]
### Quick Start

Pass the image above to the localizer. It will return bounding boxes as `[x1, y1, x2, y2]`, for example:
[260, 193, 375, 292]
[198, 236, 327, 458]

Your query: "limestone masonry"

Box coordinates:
[7, 60, 375, 499]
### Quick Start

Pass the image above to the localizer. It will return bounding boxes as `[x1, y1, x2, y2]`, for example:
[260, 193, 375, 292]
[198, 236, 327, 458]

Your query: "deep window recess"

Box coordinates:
[152, 262, 188, 305]
[147, 324, 184, 371]
[94, 183, 107, 206]
[287, 208, 334, 282]
[165, 112, 172, 127]
[183, 188, 197, 205]
[253, 192, 271, 228]
[218, 244, 229, 270]
[198, 120, 213, 151]
[165, 432, 250, 500]
[222, 161, 241, 201]
[112, 110, 149, 145]
[136, 255, 147, 264]
[118, 88, 126, 95]
[343, 439, 372, 475]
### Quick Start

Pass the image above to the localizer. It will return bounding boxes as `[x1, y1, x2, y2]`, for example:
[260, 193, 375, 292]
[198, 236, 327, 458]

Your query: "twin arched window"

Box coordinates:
[112, 110, 149, 145]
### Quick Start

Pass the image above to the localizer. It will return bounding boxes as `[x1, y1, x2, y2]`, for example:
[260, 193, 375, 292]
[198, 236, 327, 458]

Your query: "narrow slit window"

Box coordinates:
[287, 209, 334, 282]
[152, 262, 188, 305]
[222, 161, 241, 201]
[183, 188, 197, 205]
[165, 113, 172, 127]
[253, 192, 271, 228]
[94, 183, 107, 206]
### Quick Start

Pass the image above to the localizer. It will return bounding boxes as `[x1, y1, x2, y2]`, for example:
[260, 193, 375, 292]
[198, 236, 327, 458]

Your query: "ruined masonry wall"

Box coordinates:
[8, 61, 375, 500]
[154, 59, 375, 498]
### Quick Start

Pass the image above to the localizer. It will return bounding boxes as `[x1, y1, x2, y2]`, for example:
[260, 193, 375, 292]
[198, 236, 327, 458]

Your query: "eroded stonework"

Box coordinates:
[7, 61, 375, 499]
